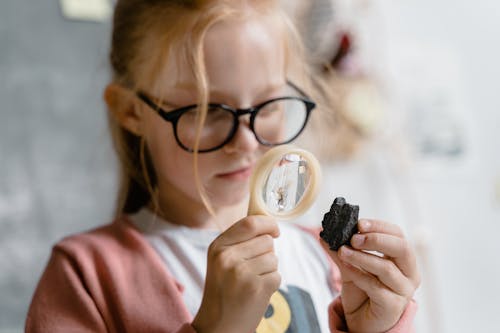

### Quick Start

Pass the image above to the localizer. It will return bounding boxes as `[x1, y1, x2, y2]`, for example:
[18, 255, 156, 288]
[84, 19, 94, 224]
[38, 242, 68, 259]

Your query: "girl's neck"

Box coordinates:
[150, 190, 248, 231]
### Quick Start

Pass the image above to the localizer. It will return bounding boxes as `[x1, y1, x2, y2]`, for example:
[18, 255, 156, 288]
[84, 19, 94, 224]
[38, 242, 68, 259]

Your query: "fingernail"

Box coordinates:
[359, 219, 371, 230]
[340, 246, 353, 257]
[351, 234, 365, 247]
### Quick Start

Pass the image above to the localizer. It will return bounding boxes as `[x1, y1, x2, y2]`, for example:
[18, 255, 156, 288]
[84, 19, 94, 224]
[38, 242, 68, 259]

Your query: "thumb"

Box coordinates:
[320, 239, 354, 283]
[320, 239, 369, 314]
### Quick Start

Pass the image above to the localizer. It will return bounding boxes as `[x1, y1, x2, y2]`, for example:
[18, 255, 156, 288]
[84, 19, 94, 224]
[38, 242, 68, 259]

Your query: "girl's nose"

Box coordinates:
[223, 118, 259, 154]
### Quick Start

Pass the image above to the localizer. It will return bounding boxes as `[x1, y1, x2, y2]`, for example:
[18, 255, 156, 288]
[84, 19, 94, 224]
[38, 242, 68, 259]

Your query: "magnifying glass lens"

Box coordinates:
[263, 154, 310, 214]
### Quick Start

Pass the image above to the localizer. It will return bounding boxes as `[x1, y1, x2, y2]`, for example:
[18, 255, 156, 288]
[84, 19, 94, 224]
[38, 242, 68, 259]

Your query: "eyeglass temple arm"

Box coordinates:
[286, 79, 310, 99]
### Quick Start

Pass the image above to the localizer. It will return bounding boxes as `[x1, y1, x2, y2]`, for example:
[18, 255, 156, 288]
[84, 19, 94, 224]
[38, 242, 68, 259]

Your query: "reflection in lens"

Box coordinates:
[177, 106, 234, 151]
[262, 154, 310, 214]
[254, 99, 307, 145]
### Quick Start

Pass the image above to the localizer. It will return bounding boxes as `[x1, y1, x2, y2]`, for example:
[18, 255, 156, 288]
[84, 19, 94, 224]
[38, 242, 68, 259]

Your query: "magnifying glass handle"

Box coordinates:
[248, 195, 267, 216]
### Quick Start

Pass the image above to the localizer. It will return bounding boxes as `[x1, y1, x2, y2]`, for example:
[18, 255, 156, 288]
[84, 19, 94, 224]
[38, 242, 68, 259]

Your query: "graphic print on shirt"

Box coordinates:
[256, 285, 320, 333]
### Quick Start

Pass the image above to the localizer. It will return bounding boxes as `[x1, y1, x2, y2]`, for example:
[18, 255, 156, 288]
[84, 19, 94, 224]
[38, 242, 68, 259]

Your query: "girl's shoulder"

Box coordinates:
[48, 215, 183, 292]
[52, 216, 149, 262]
[29, 217, 192, 331]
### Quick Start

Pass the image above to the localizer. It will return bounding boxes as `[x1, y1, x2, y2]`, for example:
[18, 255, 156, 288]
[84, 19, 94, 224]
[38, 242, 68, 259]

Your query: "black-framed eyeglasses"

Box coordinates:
[136, 81, 316, 153]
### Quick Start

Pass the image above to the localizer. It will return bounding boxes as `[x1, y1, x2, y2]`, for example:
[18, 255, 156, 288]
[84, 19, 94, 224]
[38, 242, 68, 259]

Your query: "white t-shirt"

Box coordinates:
[130, 208, 337, 333]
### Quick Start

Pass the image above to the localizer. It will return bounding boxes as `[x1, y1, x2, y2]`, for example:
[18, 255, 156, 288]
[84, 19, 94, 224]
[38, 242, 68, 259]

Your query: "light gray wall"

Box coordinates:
[385, 1, 500, 332]
[0, 1, 117, 330]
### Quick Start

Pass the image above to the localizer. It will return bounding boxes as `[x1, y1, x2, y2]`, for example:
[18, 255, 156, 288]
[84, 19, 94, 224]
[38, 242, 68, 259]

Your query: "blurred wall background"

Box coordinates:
[0, 1, 117, 331]
[1, 0, 499, 332]
[384, 1, 500, 332]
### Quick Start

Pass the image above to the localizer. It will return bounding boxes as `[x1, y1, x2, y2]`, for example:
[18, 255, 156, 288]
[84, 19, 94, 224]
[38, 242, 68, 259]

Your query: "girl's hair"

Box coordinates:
[106, 0, 350, 217]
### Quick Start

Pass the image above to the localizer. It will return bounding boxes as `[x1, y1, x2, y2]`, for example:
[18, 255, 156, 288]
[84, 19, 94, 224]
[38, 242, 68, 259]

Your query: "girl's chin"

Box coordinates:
[203, 175, 251, 207]
[211, 187, 250, 207]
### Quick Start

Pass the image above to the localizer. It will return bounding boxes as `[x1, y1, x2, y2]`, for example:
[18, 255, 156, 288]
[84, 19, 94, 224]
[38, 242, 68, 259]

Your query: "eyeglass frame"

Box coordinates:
[136, 81, 316, 153]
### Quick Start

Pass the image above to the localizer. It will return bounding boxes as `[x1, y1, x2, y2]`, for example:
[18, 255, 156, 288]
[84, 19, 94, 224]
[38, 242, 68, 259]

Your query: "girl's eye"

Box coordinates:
[206, 107, 232, 124]
[260, 102, 284, 117]
[181, 109, 197, 121]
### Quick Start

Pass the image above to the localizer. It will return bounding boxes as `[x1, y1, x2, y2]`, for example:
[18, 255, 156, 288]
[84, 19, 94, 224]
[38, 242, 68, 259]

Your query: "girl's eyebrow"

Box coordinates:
[260, 82, 288, 98]
[169, 81, 287, 105]
[214, 82, 287, 100]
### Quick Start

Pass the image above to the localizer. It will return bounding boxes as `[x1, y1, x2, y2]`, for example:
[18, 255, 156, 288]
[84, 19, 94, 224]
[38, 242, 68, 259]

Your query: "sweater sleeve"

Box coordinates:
[25, 248, 108, 333]
[26, 248, 198, 333]
[328, 297, 417, 333]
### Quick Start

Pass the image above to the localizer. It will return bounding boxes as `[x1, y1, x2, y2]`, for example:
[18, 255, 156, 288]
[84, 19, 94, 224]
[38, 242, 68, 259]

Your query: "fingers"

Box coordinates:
[234, 234, 275, 260]
[208, 217, 279, 279]
[350, 232, 419, 284]
[259, 271, 282, 296]
[320, 239, 356, 282]
[338, 246, 414, 297]
[320, 239, 369, 312]
[321, 218, 419, 328]
[339, 261, 407, 312]
[246, 252, 279, 275]
[357, 219, 404, 237]
[216, 216, 280, 247]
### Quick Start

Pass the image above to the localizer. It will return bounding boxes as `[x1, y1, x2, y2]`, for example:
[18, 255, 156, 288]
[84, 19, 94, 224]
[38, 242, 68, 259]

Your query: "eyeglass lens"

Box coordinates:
[176, 98, 308, 151]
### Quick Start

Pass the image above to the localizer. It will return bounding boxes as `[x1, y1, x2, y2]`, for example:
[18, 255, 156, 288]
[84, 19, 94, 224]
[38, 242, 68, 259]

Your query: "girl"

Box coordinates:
[26, 0, 419, 332]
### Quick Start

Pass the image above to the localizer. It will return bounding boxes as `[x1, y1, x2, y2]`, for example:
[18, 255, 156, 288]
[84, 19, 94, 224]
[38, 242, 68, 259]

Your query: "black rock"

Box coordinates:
[319, 197, 359, 251]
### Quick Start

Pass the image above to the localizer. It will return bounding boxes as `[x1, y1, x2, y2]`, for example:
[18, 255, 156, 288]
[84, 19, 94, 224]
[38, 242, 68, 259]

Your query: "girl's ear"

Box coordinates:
[104, 83, 143, 136]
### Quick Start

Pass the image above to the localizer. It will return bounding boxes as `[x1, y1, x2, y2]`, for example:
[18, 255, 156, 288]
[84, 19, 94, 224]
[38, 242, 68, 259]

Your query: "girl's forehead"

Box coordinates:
[152, 16, 287, 103]
[204, 18, 286, 79]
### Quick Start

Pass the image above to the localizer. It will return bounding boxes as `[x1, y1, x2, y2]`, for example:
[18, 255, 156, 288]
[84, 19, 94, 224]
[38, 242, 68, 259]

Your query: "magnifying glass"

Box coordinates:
[248, 145, 321, 219]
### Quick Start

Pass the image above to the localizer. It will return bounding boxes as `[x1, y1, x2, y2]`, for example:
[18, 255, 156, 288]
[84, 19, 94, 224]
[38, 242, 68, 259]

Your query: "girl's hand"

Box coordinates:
[322, 219, 420, 333]
[193, 216, 281, 333]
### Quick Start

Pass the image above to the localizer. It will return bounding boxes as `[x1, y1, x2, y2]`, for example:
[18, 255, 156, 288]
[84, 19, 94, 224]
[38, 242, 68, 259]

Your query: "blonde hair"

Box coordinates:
[106, 0, 345, 217]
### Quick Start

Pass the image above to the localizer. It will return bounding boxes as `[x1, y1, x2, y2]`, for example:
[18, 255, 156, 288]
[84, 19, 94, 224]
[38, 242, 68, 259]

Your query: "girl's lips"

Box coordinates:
[217, 166, 253, 181]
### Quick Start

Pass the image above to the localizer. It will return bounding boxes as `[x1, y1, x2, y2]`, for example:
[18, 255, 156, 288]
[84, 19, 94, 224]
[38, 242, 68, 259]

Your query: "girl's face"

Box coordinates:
[140, 15, 286, 215]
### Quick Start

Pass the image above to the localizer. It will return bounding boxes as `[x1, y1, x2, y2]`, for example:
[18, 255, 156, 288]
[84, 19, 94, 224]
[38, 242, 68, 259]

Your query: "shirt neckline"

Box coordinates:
[128, 208, 220, 245]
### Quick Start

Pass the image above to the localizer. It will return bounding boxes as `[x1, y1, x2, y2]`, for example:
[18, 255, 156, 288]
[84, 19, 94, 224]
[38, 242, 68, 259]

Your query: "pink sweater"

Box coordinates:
[26, 218, 417, 332]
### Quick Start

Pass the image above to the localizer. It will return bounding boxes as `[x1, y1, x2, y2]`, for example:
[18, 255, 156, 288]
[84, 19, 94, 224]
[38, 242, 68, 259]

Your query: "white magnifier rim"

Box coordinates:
[248, 145, 321, 219]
